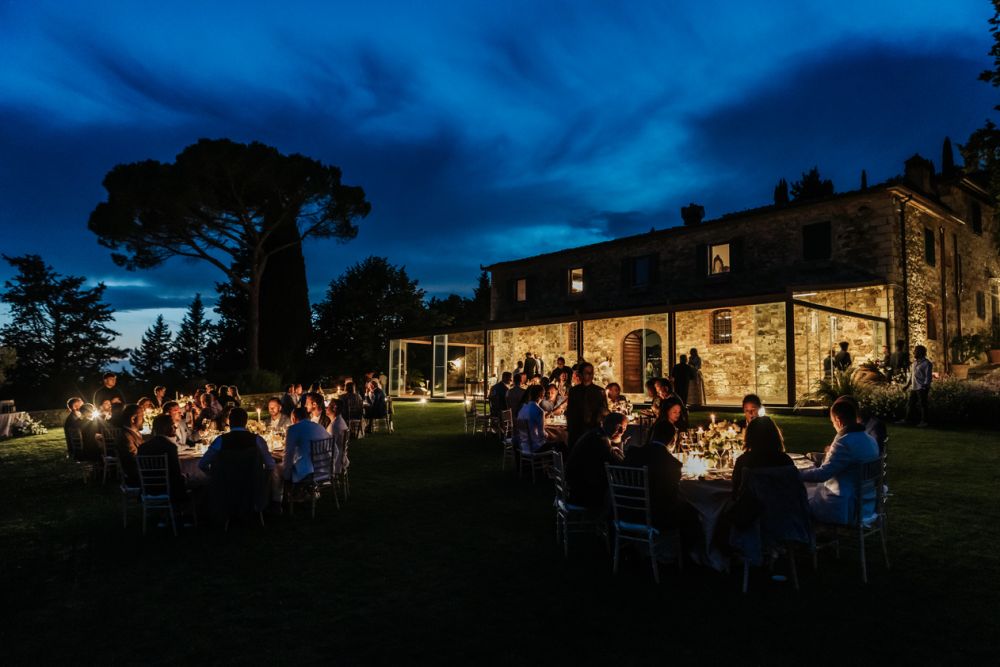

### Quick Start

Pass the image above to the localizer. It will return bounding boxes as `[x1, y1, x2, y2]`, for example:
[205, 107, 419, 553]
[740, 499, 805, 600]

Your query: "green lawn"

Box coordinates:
[1, 404, 997, 664]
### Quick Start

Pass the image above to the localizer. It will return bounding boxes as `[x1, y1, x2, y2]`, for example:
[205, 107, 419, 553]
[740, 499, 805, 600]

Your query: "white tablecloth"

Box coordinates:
[0, 412, 28, 437]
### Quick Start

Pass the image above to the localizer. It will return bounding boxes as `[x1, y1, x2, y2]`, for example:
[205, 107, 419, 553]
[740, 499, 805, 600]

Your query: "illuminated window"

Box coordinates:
[708, 244, 730, 275]
[568, 267, 584, 294]
[568, 322, 578, 351]
[515, 278, 527, 302]
[710, 309, 733, 344]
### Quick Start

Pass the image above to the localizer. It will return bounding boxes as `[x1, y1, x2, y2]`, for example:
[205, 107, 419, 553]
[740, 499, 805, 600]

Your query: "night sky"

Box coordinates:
[0, 1, 995, 355]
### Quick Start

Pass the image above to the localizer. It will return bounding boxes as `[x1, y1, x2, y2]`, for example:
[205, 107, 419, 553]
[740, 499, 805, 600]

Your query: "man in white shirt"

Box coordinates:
[283, 407, 330, 485]
[515, 385, 551, 454]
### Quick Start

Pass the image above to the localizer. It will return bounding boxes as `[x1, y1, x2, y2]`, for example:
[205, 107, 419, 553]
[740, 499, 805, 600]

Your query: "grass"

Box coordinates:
[1, 403, 997, 664]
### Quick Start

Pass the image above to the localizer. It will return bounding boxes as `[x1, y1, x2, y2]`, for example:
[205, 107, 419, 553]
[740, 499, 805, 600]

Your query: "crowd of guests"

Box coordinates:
[489, 354, 887, 566]
[63, 371, 389, 522]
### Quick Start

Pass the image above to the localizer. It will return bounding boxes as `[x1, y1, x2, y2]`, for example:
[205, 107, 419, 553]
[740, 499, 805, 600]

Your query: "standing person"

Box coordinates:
[834, 342, 852, 370]
[522, 352, 538, 380]
[549, 357, 568, 381]
[888, 340, 911, 383]
[670, 354, 695, 404]
[535, 353, 545, 379]
[93, 372, 126, 415]
[506, 373, 526, 413]
[900, 345, 932, 427]
[822, 349, 836, 378]
[64, 398, 84, 455]
[688, 348, 705, 407]
[280, 385, 297, 416]
[566, 362, 608, 451]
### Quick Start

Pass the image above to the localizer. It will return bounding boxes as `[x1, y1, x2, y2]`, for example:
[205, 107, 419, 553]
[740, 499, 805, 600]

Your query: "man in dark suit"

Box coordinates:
[93, 372, 126, 416]
[566, 362, 608, 451]
[63, 397, 84, 456]
[669, 354, 695, 404]
[565, 412, 626, 510]
[522, 352, 538, 379]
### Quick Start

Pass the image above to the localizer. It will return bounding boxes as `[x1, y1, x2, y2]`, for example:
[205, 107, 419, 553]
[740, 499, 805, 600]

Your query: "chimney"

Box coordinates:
[681, 203, 705, 226]
[860, 169, 868, 190]
[903, 154, 935, 194]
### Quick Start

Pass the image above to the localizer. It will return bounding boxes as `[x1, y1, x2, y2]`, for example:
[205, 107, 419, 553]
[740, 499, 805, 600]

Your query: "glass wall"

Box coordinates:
[487, 322, 576, 386]
[675, 302, 787, 405]
[793, 305, 886, 401]
[581, 313, 669, 401]
[387, 330, 485, 398]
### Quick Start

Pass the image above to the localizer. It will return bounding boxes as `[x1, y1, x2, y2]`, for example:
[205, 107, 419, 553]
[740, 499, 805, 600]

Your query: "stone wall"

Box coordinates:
[581, 314, 669, 399]
[793, 304, 884, 400]
[674, 303, 786, 404]
[488, 323, 575, 381]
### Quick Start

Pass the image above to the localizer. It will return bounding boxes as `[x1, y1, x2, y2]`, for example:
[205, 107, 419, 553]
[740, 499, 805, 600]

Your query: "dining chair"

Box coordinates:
[551, 452, 604, 557]
[606, 464, 682, 584]
[499, 409, 516, 470]
[287, 437, 338, 518]
[515, 418, 554, 483]
[136, 454, 177, 537]
[811, 456, 889, 583]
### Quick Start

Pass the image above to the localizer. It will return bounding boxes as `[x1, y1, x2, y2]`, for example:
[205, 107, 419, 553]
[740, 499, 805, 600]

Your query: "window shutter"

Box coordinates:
[695, 243, 707, 278]
[621, 258, 633, 288]
[648, 253, 660, 285]
[729, 237, 744, 272]
[508, 278, 517, 302]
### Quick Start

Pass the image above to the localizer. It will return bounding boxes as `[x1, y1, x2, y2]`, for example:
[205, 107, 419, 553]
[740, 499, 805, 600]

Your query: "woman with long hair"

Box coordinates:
[649, 396, 684, 449]
[731, 416, 794, 496]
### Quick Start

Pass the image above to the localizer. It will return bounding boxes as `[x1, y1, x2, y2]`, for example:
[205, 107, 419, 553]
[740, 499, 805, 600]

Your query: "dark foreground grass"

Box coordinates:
[1, 404, 997, 664]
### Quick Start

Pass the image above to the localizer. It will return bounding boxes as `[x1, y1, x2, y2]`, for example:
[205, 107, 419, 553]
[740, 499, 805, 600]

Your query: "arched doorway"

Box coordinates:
[622, 329, 662, 393]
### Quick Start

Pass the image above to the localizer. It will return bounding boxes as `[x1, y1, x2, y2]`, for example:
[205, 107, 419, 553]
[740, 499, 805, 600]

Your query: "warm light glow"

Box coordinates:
[682, 454, 710, 478]
[419, 398, 429, 404]
[759, 406, 767, 416]
[453, 358, 463, 370]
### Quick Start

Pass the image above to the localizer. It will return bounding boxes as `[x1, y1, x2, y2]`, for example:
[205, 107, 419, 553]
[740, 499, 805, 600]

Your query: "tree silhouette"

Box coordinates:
[130, 314, 173, 384]
[790, 167, 834, 201]
[773, 178, 789, 205]
[88, 138, 370, 371]
[0, 254, 126, 407]
[312, 257, 430, 378]
[172, 294, 210, 380]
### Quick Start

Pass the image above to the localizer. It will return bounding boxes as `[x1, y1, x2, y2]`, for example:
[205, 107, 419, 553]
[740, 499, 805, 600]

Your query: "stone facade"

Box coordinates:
[392, 154, 1000, 404]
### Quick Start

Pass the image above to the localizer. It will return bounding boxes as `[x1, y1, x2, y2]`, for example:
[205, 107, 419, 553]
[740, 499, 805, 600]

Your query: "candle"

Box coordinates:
[256, 408, 261, 422]
[710, 414, 716, 425]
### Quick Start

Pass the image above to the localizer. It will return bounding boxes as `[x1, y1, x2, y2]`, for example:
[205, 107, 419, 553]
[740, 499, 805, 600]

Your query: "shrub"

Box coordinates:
[228, 369, 283, 394]
[856, 383, 907, 420]
[927, 378, 1000, 428]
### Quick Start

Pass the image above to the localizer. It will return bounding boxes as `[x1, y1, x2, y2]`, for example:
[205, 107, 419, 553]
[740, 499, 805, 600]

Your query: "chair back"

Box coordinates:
[605, 464, 653, 531]
[551, 452, 568, 503]
[514, 417, 532, 453]
[207, 446, 268, 518]
[136, 454, 171, 502]
[98, 427, 122, 457]
[464, 400, 476, 416]
[310, 437, 335, 485]
[67, 429, 85, 460]
[500, 409, 514, 437]
[335, 430, 351, 474]
[854, 457, 884, 526]
[740, 465, 812, 546]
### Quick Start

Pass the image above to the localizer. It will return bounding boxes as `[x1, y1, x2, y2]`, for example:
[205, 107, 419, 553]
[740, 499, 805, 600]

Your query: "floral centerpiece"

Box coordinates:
[246, 419, 267, 436]
[9, 414, 47, 438]
[691, 419, 744, 468]
[142, 406, 162, 432]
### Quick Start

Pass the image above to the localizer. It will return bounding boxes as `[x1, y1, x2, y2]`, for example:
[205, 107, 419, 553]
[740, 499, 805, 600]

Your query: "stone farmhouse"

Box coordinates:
[388, 145, 1000, 406]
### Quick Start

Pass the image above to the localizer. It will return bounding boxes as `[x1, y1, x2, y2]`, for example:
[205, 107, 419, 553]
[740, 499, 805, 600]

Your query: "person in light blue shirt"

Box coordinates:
[283, 406, 330, 484]
[800, 397, 879, 525]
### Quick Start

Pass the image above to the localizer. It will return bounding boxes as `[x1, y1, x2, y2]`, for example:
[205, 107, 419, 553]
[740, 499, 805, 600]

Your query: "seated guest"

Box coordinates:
[218, 385, 234, 408]
[649, 396, 684, 448]
[78, 403, 108, 461]
[799, 397, 879, 524]
[540, 384, 567, 416]
[98, 398, 114, 422]
[152, 386, 168, 408]
[338, 382, 364, 421]
[488, 372, 512, 417]
[731, 416, 794, 497]
[162, 400, 193, 446]
[195, 393, 217, 431]
[198, 408, 275, 476]
[669, 354, 695, 404]
[228, 385, 242, 407]
[515, 385, 552, 455]
[304, 392, 330, 427]
[606, 382, 632, 415]
[215, 406, 233, 432]
[565, 412, 627, 510]
[623, 425, 685, 530]
[266, 397, 291, 433]
[64, 397, 84, 455]
[137, 396, 155, 414]
[555, 369, 571, 397]
[138, 414, 188, 503]
[505, 373, 526, 413]
[325, 400, 350, 475]
[284, 406, 331, 487]
[117, 403, 144, 488]
[280, 385, 297, 416]
[365, 380, 388, 428]
[736, 394, 762, 429]
[645, 378, 660, 416]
